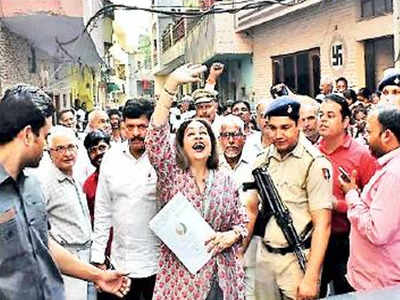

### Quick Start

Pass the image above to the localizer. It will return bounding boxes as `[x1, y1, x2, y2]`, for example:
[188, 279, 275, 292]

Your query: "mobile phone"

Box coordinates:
[338, 166, 351, 183]
[270, 83, 289, 99]
[213, 62, 223, 70]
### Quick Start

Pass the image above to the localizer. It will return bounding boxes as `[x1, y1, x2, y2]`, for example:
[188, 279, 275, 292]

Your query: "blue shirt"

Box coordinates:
[0, 164, 65, 299]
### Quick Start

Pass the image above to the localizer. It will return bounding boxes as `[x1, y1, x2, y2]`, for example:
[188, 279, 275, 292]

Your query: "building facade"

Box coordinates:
[235, 0, 394, 100]
[0, 0, 113, 114]
[152, 0, 253, 104]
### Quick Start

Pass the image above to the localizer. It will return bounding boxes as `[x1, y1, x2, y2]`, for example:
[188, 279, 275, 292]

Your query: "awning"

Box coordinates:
[1, 14, 102, 66]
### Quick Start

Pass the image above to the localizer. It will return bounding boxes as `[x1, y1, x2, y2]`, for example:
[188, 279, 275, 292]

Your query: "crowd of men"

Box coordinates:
[1, 63, 400, 300]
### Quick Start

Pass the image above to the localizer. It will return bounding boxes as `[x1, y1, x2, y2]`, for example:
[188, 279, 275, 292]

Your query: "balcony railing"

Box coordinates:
[161, 18, 186, 53]
[161, 16, 204, 53]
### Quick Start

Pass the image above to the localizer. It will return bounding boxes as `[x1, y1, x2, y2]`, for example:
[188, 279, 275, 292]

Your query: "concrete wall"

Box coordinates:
[185, 14, 252, 64]
[213, 14, 252, 56]
[250, 0, 393, 100]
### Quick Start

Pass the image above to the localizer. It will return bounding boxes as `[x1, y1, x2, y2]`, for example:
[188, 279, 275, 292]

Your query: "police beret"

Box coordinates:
[192, 89, 218, 105]
[264, 96, 300, 120]
[377, 68, 400, 91]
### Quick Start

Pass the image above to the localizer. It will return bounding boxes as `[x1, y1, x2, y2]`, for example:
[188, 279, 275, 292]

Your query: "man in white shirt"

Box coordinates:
[218, 115, 258, 300]
[75, 109, 112, 186]
[300, 101, 320, 145]
[91, 100, 160, 300]
[170, 95, 195, 133]
[244, 99, 272, 156]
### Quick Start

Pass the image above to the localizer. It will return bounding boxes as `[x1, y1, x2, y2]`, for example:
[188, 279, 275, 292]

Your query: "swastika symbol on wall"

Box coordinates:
[332, 44, 343, 67]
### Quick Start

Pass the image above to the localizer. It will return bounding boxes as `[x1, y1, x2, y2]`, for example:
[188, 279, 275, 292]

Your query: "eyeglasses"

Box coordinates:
[50, 144, 78, 155]
[220, 132, 243, 139]
[88, 144, 109, 155]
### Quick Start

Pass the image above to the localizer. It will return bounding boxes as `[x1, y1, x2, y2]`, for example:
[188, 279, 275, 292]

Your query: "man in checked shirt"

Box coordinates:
[37, 125, 94, 300]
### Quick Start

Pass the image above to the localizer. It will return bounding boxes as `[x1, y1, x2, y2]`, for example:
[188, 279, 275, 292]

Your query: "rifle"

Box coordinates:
[243, 167, 308, 273]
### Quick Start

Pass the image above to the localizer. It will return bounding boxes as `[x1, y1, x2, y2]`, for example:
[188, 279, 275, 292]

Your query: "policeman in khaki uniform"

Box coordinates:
[243, 97, 334, 300]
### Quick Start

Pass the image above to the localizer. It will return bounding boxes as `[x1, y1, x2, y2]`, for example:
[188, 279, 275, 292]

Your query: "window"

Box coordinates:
[364, 36, 394, 91]
[361, 0, 392, 18]
[272, 48, 320, 97]
[63, 94, 67, 108]
[28, 46, 36, 73]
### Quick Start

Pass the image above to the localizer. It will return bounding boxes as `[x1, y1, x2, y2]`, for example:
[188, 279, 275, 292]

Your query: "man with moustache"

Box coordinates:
[192, 88, 222, 136]
[339, 108, 400, 291]
[218, 114, 258, 300]
[317, 94, 377, 296]
[300, 101, 320, 145]
[83, 130, 114, 300]
[83, 130, 111, 227]
[108, 109, 123, 144]
[191, 62, 224, 136]
[75, 109, 112, 187]
[91, 100, 160, 300]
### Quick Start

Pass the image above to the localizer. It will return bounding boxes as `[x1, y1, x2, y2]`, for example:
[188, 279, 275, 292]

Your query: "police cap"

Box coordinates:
[192, 89, 218, 105]
[377, 68, 400, 91]
[264, 96, 300, 121]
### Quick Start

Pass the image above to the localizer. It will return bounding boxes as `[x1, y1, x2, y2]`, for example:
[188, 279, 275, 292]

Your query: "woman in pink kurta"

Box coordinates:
[145, 64, 248, 300]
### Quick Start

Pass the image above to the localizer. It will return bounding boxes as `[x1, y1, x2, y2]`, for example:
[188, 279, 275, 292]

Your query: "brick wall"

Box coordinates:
[0, 24, 42, 94]
[251, 0, 393, 100]
[0, 24, 77, 112]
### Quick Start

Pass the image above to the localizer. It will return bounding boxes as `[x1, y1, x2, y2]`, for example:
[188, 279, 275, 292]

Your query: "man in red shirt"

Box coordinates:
[317, 94, 377, 296]
[82, 130, 113, 300]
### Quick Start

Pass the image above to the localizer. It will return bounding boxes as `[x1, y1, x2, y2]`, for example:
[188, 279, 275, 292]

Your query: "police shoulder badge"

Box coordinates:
[322, 168, 331, 180]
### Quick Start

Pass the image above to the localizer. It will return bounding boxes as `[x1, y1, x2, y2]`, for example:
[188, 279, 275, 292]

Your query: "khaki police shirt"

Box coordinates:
[254, 134, 334, 248]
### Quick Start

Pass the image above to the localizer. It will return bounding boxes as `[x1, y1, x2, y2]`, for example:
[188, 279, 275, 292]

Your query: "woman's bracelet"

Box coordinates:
[232, 227, 242, 241]
[163, 86, 177, 98]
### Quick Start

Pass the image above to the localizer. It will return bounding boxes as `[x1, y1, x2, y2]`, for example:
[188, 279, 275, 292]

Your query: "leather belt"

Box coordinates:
[61, 240, 92, 250]
[263, 236, 311, 255]
[263, 221, 313, 255]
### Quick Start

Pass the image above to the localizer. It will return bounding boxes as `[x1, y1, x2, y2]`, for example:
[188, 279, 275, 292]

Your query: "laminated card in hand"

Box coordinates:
[149, 192, 215, 274]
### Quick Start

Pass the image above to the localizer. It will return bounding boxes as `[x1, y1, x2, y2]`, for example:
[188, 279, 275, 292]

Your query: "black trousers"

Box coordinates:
[109, 274, 156, 300]
[320, 234, 354, 297]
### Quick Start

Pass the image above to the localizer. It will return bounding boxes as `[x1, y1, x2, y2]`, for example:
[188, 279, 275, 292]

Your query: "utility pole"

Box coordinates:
[394, 0, 400, 68]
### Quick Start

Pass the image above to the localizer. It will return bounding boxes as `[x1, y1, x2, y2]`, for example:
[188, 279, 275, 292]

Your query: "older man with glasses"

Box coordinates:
[37, 125, 93, 300]
[218, 115, 258, 300]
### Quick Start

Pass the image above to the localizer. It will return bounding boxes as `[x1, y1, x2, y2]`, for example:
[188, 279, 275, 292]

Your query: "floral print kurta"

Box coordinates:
[145, 121, 248, 300]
